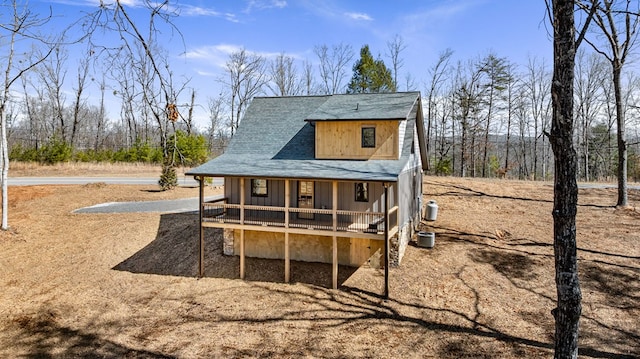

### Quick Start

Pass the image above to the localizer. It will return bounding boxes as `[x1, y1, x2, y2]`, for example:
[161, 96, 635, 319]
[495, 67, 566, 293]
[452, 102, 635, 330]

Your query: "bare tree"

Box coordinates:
[184, 88, 196, 135]
[85, 0, 188, 189]
[403, 72, 418, 92]
[94, 77, 107, 151]
[503, 62, 520, 174]
[110, 55, 139, 147]
[267, 52, 302, 96]
[575, 50, 606, 181]
[70, 47, 91, 147]
[425, 48, 453, 172]
[477, 53, 510, 177]
[514, 83, 532, 179]
[386, 34, 407, 90]
[0, 0, 56, 230]
[579, 0, 640, 206]
[36, 46, 68, 141]
[546, 0, 594, 357]
[524, 56, 552, 180]
[207, 93, 227, 156]
[453, 59, 484, 177]
[301, 59, 317, 95]
[223, 48, 268, 136]
[314, 43, 354, 94]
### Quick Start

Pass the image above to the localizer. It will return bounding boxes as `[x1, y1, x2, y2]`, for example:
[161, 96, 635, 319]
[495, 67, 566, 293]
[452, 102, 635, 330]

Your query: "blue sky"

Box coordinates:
[34, 0, 553, 129]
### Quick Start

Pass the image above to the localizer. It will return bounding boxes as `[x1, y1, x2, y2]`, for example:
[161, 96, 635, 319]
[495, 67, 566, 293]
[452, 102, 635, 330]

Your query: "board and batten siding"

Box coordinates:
[224, 177, 396, 212]
[225, 177, 288, 207]
[308, 181, 392, 212]
[315, 120, 400, 160]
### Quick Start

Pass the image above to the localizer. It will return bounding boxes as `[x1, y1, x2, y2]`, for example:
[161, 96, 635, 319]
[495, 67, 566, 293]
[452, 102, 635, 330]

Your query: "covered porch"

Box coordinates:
[195, 177, 397, 295]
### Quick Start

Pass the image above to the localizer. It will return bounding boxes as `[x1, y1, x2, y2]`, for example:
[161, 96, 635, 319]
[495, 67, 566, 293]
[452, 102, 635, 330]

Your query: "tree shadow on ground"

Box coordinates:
[422, 224, 639, 358]
[113, 212, 358, 289]
[9, 308, 174, 359]
[469, 249, 541, 281]
[424, 181, 617, 209]
[580, 261, 640, 310]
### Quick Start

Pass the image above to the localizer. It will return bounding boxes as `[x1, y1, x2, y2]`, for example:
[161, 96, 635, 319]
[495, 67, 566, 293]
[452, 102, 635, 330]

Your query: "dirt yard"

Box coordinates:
[0, 166, 638, 358]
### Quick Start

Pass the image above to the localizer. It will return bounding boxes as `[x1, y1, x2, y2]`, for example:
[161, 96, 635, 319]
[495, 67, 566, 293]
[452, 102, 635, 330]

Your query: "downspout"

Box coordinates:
[384, 182, 389, 299]
[198, 176, 205, 278]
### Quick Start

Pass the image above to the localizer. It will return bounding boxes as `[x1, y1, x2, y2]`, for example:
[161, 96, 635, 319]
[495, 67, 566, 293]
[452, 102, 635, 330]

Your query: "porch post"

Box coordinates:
[332, 180, 338, 289]
[198, 176, 204, 278]
[284, 179, 290, 283]
[383, 182, 389, 299]
[240, 177, 246, 279]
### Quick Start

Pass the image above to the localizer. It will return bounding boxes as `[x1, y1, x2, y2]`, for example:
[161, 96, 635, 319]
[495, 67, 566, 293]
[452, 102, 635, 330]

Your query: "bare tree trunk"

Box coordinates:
[386, 34, 407, 90]
[1, 0, 55, 230]
[186, 88, 195, 135]
[613, 63, 628, 205]
[95, 79, 106, 152]
[71, 52, 90, 148]
[581, 0, 639, 205]
[426, 49, 453, 172]
[548, 0, 592, 356]
[1, 103, 8, 230]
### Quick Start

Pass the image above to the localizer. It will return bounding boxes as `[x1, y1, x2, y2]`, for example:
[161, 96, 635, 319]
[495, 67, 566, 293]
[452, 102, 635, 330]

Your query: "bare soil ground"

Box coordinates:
[0, 165, 638, 358]
[10, 161, 165, 177]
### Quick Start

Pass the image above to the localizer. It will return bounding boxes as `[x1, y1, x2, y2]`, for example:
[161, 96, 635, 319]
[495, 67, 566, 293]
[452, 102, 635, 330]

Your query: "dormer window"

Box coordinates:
[361, 126, 376, 148]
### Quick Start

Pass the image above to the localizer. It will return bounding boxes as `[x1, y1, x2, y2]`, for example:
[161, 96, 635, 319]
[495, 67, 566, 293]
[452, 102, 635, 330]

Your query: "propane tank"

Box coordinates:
[425, 200, 438, 221]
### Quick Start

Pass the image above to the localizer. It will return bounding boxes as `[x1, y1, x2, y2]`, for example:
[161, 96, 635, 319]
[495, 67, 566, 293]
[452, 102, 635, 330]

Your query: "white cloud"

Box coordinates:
[185, 44, 305, 71]
[178, 5, 239, 22]
[245, 0, 287, 13]
[344, 12, 373, 21]
[185, 44, 244, 68]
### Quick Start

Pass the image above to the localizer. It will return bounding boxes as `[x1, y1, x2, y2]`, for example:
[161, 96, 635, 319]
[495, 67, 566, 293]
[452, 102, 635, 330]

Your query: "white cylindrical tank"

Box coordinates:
[425, 200, 438, 221]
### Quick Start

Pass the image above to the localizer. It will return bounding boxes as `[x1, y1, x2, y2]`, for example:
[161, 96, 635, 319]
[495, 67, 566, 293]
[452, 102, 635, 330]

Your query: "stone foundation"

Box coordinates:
[389, 220, 414, 267]
[223, 228, 234, 256]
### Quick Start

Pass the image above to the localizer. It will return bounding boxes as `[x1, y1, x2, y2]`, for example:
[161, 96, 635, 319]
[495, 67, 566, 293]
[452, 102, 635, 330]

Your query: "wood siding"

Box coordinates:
[225, 178, 394, 212]
[315, 120, 400, 160]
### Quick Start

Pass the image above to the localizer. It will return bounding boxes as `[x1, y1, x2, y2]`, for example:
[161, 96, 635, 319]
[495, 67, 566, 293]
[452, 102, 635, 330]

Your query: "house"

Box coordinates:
[187, 91, 427, 295]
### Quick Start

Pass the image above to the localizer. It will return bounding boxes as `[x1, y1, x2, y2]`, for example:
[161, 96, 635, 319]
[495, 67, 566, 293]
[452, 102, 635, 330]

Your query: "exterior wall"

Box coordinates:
[315, 120, 399, 160]
[224, 178, 393, 212]
[398, 119, 407, 157]
[392, 130, 423, 266]
[225, 178, 289, 207]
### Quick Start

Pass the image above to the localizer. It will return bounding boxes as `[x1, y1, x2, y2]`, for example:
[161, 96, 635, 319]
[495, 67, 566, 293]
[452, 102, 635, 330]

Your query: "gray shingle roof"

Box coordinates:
[306, 92, 419, 121]
[187, 92, 422, 182]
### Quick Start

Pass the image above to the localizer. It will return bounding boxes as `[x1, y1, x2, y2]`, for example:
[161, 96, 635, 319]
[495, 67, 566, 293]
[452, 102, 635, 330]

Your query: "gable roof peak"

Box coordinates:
[305, 91, 420, 121]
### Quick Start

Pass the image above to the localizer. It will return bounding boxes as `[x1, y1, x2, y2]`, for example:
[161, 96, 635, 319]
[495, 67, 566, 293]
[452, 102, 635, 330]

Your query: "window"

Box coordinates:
[251, 179, 268, 197]
[361, 126, 376, 148]
[355, 182, 369, 202]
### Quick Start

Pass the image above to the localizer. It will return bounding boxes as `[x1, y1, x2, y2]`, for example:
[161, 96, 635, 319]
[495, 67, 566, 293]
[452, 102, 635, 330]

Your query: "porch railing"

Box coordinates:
[203, 198, 392, 234]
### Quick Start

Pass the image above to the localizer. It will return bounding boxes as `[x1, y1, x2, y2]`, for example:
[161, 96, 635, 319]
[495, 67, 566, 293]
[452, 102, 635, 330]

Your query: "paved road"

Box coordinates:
[8, 176, 223, 187]
[578, 182, 640, 190]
